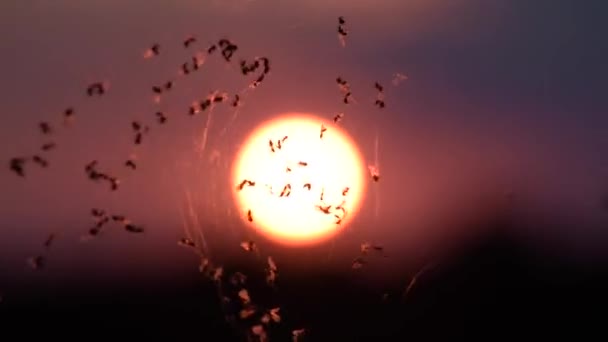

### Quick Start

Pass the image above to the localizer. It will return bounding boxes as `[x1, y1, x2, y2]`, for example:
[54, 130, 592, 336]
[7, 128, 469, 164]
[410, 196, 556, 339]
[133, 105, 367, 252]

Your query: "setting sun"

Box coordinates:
[232, 113, 367, 246]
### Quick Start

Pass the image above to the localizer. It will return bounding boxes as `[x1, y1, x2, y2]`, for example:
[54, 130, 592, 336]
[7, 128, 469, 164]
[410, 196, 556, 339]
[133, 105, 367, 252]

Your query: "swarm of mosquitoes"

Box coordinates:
[6, 17, 425, 341]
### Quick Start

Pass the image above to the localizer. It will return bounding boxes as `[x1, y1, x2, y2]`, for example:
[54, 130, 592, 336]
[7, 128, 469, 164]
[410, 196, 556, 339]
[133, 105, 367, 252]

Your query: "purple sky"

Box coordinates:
[1, 0, 607, 287]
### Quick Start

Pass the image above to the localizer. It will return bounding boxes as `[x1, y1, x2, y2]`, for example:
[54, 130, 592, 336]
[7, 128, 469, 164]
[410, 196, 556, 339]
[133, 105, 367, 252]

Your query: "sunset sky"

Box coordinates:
[0, 1, 607, 337]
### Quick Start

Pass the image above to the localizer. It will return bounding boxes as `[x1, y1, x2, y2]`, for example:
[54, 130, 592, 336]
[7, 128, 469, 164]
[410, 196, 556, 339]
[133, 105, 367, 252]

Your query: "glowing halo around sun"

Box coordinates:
[232, 113, 367, 246]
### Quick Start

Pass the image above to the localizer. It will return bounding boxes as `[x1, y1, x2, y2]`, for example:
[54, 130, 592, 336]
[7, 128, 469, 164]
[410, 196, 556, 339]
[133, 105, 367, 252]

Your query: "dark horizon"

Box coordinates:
[1, 210, 606, 339]
[1, 199, 607, 339]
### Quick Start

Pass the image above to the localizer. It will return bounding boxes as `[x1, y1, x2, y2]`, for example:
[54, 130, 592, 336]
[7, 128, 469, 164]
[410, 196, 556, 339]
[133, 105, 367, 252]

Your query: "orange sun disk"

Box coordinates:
[231, 113, 367, 246]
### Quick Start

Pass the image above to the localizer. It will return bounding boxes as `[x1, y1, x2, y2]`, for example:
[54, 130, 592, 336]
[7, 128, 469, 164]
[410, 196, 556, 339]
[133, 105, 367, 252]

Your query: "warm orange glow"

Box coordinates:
[232, 113, 366, 246]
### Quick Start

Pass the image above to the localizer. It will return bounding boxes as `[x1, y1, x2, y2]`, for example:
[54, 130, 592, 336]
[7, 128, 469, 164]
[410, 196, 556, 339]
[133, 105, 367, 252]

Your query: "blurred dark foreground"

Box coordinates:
[1, 215, 607, 341]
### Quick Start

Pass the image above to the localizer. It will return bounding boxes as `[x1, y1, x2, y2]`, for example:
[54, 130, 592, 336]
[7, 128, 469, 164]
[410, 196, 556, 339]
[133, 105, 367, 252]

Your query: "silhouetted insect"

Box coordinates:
[44, 233, 55, 248]
[95, 216, 109, 229]
[239, 60, 255, 75]
[237, 179, 255, 191]
[189, 104, 199, 116]
[335, 202, 346, 216]
[41, 142, 56, 151]
[178, 238, 196, 248]
[85, 160, 98, 172]
[99, 214, 111, 224]
[212, 266, 223, 282]
[361, 242, 381, 254]
[63, 107, 75, 120]
[279, 184, 291, 197]
[125, 160, 136, 170]
[109, 177, 119, 191]
[218, 39, 238, 62]
[181, 62, 191, 75]
[241, 307, 257, 320]
[132, 121, 142, 132]
[125, 224, 144, 233]
[352, 257, 366, 269]
[200, 99, 211, 111]
[320, 124, 327, 138]
[212, 94, 225, 103]
[39, 122, 52, 135]
[111, 215, 126, 222]
[156, 112, 167, 124]
[344, 92, 352, 104]
[316, 205, 332, 214]
[240, 241, 256, 252]
[293, 329, 306, 341]
[87, 170, 103, 181]
[143, 44, 160, 58]
[333, 112, 344, 123]
[230, 272, 247, 286]
[266, 268, 278, 287]
[374, 82, 384, 92]
[369, 165, 380, 182]
[261, 57, 270, 74]
[183, 36, 196, 48]
[268, 256, 278, 272]
[32, 155, 48, 168]
[218, 39, 230, 48]
[192, 56, 202, 71]
[86, 82, 106, 96]
[9, 158, 26, 177]
[247, 210, 253, 222]
[27, 256, 45, 270]
[392, 73, 408, 86]
[99, 214, 110, 225]
[337, 21, 348, 47]
[91, 208, 105, 218]
[253, 73, 265, 87]
[276, 135, 288, 149]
